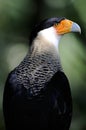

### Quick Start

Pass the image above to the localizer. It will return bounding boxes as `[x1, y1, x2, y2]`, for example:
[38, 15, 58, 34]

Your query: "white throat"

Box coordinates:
[39, 27, 61, 49]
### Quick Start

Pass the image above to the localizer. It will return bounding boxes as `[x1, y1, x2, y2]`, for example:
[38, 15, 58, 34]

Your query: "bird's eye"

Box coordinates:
[54, 23, 59, 27]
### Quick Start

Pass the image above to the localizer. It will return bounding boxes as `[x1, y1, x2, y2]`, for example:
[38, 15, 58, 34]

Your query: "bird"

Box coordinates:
[3, 17, 81, 130]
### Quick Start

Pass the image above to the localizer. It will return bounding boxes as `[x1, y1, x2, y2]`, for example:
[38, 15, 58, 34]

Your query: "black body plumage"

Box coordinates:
[3, 17, 72, 130]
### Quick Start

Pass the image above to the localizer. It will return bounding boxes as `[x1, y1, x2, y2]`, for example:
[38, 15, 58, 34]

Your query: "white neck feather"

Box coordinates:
[31, 27, 62, 58]
[39, 27, 61, 50]
[30, 27, 62, 70]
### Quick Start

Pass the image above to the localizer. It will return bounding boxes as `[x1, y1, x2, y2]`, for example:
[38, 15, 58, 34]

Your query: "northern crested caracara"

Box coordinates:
[3, 17, 81, 130]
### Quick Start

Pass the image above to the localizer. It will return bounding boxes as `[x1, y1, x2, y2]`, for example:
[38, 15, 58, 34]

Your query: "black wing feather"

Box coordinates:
[3, 70, 72, 130]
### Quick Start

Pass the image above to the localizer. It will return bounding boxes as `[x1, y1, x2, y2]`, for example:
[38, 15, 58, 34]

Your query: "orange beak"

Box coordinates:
[54, 19, 81, 35]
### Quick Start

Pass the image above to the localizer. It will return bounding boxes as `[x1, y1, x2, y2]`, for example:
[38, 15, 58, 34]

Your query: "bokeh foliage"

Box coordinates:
[0, 0, 86, 130]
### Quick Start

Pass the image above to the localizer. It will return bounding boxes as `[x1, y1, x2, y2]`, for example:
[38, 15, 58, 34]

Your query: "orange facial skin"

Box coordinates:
[54, 19, 73, 35]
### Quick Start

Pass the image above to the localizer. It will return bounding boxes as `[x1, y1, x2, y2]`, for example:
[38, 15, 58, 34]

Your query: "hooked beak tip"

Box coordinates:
[71, 22, 81, 34]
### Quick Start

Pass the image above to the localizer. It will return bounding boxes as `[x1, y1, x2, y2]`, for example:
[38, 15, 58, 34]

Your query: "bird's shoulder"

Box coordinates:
[44, 70, 72, 100]
[6, 70, 17, 86]
[45, 70, 70, 91]
[4, 70, 21, 96]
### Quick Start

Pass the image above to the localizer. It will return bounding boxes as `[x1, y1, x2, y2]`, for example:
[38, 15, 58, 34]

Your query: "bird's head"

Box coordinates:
[53, 18, 81, 34]
[30, 17, 81, 50]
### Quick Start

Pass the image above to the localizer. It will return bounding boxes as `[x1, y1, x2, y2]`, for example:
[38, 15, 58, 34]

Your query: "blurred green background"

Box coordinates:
[0, 0, 86, 130]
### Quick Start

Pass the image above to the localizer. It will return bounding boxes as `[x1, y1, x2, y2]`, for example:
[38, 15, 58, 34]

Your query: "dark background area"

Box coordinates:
[0, 0, 86, 130]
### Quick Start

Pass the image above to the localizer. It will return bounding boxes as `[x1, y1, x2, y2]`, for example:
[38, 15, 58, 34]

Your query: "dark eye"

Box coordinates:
[54, 22, 59, 26]
[54, 20, 61, 26]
